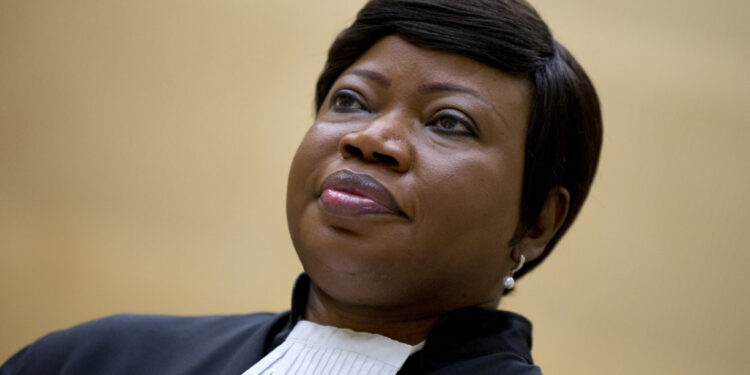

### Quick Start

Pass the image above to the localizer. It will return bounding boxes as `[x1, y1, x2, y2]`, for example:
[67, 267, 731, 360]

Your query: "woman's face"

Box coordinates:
[287, 35, 532, 314]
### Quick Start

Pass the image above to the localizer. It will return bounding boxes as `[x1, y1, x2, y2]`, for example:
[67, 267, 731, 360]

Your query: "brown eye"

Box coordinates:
[426, 109, 477, 137]
[330, 89, 368, 112]
[433, 116, 461, 130]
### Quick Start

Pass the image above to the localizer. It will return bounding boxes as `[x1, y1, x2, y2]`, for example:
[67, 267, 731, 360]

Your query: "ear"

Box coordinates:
[515, 187, 570, 262]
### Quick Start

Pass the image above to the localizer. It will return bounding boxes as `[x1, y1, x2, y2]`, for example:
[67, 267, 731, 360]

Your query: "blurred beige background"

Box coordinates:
[1, 0, 748, 374]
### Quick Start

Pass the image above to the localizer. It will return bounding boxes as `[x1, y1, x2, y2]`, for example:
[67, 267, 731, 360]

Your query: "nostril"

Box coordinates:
[344, 144, 363, 158]
[373, 152, 398, 166]
[343, 143, 401, 168]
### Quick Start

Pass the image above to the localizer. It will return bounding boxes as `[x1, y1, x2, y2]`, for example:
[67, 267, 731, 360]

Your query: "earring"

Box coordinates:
[503, 254, 525, 290]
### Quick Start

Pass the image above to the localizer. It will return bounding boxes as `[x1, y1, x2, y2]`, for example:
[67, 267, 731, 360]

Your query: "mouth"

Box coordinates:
[318, 170, 405, 217]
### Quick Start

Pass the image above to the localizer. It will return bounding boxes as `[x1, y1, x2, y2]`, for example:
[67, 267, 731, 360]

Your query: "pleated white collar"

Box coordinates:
[242, 320, 424, 375]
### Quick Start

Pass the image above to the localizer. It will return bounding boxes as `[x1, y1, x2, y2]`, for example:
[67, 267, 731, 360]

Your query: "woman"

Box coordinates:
[1, 0, 601, 374]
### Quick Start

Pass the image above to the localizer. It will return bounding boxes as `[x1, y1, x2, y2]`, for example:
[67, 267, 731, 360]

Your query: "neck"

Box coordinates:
[302, 283, 440, 345]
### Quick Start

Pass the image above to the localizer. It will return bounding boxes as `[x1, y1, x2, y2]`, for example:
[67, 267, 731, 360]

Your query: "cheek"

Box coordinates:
[288, 123, 341, 191]
[410, 153, 523, 266]
[287, 126, 328, 223]
[286, 122, 350, 246]
[397, 160, 521, 306]
[292, 124, 338, 166]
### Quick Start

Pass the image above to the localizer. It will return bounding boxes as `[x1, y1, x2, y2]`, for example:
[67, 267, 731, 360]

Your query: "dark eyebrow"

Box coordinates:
[419, 82, 509, 128]
[419, 83, 490, 107]
[347, 69, 391, 88]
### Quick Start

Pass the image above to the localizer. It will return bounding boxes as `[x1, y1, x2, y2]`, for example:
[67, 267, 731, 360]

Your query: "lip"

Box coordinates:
[318, 170, 405, 217]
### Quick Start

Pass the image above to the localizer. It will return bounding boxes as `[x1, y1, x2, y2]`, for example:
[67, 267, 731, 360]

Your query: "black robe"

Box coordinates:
[1, 274, 542, 374]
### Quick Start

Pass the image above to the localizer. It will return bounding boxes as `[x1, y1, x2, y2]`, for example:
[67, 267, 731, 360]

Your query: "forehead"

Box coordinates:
[338, 35, 532, 132]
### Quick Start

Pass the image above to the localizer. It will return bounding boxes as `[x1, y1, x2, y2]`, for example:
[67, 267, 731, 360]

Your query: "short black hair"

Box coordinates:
[314, 0, 602, 281]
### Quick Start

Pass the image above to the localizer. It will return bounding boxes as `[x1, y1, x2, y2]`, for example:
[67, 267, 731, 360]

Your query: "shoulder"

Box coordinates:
[399, 308, 542, 375]
[33, 312, 279, 351]
[73, 312, 278, 340]
[1, 312, 284, 375]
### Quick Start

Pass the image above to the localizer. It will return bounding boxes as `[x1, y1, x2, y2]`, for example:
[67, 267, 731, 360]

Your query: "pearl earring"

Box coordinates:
[503, 254, 525, 290]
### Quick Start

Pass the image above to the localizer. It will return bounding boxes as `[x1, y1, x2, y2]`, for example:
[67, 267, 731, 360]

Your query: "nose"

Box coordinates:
[338, 114, 412, 173]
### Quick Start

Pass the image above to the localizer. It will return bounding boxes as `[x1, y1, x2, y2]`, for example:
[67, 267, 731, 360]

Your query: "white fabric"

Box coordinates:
[241, 320, 423, 375]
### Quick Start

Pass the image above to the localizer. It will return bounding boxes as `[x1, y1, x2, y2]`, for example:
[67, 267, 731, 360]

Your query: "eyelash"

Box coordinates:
[328, 89, 478, 137]
[426, 110, 478, 137]
[330, 90, 368, 113]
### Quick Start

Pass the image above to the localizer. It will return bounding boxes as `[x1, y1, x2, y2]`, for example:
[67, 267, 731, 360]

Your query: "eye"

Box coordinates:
[426, 109, 478, 137]
[330, 89, 368, 112]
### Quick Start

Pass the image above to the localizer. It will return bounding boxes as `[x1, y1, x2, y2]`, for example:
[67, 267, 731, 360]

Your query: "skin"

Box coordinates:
[286, 35, 569, 344]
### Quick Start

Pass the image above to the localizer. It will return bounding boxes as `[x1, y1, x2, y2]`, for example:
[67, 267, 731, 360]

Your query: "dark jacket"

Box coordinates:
[1, 275, 542, 374]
